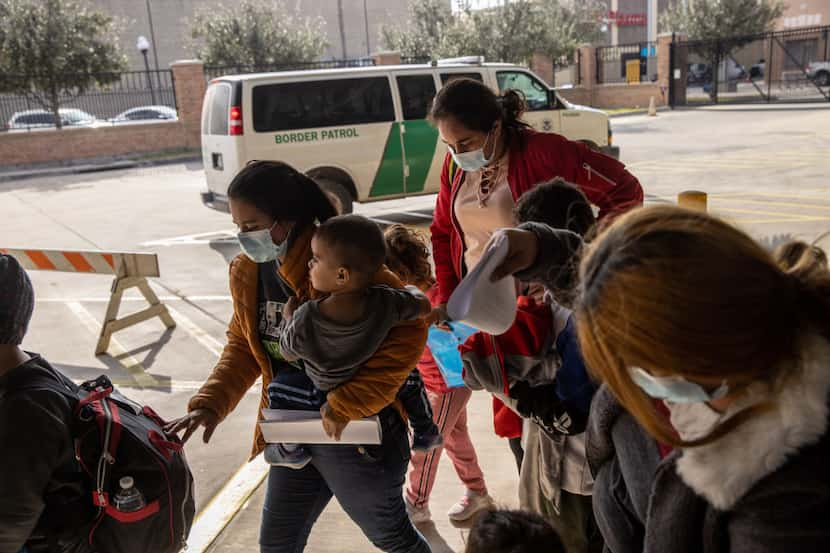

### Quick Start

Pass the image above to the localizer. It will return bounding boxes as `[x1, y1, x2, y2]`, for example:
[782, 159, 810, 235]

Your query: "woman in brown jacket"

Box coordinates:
[167, 162, 431, 553]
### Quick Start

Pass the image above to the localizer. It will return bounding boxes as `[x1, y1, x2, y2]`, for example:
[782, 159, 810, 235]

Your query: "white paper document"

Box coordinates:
[447, 230, 518, 335]
[259, 409, 382, 445]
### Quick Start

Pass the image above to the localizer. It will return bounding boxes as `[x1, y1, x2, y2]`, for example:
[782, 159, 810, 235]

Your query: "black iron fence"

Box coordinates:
[674, 25, 829, 105]
[596, 42, 658, 84]
[0, 70, 177, 131]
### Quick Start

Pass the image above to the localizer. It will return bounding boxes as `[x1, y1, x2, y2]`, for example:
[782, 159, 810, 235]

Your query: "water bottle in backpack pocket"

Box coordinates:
[17, 365, 196, 553]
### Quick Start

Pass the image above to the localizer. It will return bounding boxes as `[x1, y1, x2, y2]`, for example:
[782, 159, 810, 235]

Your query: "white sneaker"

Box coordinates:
[405, 499, 432, 524]
[447, 490, 494, 522]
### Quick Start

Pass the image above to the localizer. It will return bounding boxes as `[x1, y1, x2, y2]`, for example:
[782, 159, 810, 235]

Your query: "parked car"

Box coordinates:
[108, 105, 178, 124]
[5, 108, 98, 130]
[750, 59, 765, 80]
[806, 61, 830, 86]
[687, 63, 712, 85]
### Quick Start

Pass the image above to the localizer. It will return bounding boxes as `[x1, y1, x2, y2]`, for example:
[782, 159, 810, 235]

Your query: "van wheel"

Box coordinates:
[316, 178, 353, 214]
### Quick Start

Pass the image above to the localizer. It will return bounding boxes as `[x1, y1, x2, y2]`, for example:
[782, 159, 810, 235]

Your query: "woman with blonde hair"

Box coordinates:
[492, 205, 830, 552]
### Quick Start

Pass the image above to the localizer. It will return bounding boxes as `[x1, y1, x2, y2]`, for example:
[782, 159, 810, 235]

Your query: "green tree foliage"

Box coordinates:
[381, 0, 604, 64]
[191, 0, 328, 67]
[0, 0, 127, 129]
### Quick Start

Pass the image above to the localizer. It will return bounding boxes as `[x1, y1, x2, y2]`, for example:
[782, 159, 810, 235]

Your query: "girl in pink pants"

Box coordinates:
[384, 225, 493, 524]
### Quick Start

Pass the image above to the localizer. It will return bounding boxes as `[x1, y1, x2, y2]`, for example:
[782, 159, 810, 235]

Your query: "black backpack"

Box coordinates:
[9, 362, 195, 553]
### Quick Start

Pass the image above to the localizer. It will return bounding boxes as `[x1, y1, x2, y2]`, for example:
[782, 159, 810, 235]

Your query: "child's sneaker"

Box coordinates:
[412, 424, 443, 452]
[447, 490, 494, 522]
[264, 444, 312, 469]
[405, 499, 432, 524]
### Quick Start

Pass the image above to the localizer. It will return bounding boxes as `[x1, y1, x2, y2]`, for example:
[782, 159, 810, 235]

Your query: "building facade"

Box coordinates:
[87, 0, 426, 70]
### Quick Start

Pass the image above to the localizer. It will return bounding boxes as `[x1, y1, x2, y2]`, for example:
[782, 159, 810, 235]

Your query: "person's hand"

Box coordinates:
[320, 402, 349, 441]
[491, 229, 539, 281]
[283, 296, 300, 320]
[164, 408, 220, 444]
[426, 303, 449, 326]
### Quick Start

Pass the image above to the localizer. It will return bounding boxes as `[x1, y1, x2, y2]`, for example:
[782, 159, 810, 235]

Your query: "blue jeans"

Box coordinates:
[259, 406, 431, 553]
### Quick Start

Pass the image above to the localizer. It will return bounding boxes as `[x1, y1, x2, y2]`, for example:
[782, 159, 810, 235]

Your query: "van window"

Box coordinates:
[440, 72, 483, 84]
[253, 77, 394, 132]
[396, 75, 436, 120]
[209, 84, 231, 135]
[497, 71, 550, 111]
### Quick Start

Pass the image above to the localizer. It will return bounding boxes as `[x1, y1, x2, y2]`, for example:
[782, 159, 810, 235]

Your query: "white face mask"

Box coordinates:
[448, 128, 494, 172]
[665, 400, 723, 442]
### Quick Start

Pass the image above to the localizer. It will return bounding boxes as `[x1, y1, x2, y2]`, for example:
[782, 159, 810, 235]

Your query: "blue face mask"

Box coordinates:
[448, 129, 494, 172]
[237, 222, 286, 263]
[629, 367, 728, 404]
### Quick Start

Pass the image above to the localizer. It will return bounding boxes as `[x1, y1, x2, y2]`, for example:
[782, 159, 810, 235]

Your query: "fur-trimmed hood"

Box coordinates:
[675, 333, 830, 511]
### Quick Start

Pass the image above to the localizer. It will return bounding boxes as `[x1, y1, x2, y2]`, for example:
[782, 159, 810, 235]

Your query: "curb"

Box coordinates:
[0, 154, 202, 183]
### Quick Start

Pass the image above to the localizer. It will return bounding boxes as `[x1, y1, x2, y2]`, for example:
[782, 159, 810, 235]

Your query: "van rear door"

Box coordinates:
[201, 80, 242, 207]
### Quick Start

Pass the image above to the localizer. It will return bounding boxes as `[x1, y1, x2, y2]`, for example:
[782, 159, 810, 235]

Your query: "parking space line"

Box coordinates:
[36, 295, 232, 303]
[165, 304, 224, 357]
[716, 207, 829, 221]
[187, 454, 270, 553]
[713, 198, 830, 211]
[66, 301, 160, 388]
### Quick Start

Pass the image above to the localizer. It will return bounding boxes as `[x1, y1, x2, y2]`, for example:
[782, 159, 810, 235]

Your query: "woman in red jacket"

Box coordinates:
[428, 77, 643, 497]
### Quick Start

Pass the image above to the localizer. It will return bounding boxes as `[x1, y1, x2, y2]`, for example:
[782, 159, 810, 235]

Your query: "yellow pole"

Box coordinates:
[677, 190, 708, 212]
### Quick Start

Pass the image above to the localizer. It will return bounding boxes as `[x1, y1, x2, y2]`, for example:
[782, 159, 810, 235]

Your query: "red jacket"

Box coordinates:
[430, 129, 644, 304]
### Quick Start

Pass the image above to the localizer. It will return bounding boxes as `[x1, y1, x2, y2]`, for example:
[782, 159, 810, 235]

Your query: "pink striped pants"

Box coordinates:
[406, 387, 488, 508]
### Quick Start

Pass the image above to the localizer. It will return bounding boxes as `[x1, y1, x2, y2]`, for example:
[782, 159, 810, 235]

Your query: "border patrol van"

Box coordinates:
[200, 58, 619, 213]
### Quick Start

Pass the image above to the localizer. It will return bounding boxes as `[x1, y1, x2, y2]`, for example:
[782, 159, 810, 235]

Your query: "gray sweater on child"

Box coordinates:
[279, 285, 425, 391]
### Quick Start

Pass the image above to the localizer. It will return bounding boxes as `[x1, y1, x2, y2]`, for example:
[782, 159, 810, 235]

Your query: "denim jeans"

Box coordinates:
[591, 412, 661, 553]
[259, 406, 431, 553]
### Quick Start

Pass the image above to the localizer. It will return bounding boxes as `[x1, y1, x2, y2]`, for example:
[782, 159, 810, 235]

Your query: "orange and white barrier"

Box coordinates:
[0, 247, 174, 355]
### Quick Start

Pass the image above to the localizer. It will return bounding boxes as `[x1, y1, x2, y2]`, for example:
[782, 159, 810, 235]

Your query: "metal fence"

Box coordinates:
[596, 42, 658, 84]
[0, 70, 177, 131]
[676, 25, 829, 105]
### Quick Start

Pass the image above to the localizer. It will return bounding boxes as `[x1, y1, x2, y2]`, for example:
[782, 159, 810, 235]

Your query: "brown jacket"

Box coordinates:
[188, 225, 428, 459]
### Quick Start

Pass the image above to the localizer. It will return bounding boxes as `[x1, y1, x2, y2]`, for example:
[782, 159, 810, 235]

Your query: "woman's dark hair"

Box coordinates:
[465, 509, 565, 553]
[429, 78, 531, 149]
[227, 161, 337, 228]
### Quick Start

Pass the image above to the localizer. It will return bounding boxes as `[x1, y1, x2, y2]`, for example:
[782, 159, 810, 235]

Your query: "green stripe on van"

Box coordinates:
[369, 120, 439, 197]
[401, 119, 439, 194]
[369, 123, 405, 198]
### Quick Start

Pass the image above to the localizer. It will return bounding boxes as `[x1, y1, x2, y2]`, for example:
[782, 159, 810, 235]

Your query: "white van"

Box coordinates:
[200, 58, 619, 213]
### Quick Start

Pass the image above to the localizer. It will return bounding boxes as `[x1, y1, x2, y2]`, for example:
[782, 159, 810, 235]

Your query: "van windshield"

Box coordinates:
[252, 77, 394, 132]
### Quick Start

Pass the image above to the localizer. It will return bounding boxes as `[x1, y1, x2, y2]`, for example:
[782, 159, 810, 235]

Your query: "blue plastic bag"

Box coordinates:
[427, 322, 477, 388]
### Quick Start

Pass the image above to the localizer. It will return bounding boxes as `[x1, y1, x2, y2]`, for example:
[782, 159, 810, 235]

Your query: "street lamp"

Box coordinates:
[137, 36, 157, 105]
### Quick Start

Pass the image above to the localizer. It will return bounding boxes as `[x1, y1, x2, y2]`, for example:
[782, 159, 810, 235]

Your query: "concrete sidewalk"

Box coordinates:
[204, 391, 521, 553]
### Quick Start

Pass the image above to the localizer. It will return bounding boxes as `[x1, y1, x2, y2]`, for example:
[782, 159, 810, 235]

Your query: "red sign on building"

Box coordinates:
[607, 10, 647, 26]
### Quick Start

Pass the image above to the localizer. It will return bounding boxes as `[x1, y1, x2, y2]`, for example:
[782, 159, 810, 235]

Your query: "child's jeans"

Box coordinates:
[396, 369, 435, 435]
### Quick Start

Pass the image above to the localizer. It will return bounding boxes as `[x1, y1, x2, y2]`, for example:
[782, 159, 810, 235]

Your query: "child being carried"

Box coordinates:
[265, 214, 442, 468]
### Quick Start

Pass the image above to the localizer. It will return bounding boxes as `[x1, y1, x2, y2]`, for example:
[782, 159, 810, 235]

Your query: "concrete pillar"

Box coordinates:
[531, 52, 555, 86]
[577, 45, 597, 106]
[171, 60, 206, 149]
[658, 33, 687, 106]
[372, 51, 402, 65]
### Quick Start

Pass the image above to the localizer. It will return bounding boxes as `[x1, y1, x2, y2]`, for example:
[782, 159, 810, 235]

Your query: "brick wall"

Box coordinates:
[0, 122, 187, 166]
[0, 60, 205, 168]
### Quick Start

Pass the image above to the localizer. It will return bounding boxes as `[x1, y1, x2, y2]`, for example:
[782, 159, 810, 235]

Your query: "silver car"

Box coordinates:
[108, 105, 178, 124]
[6, 108, 98, 130]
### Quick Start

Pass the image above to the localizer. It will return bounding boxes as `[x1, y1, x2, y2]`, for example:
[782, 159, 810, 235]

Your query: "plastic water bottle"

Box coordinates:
[113, 476, 146, 512]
